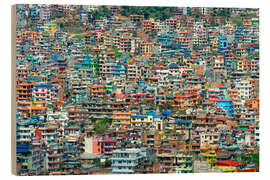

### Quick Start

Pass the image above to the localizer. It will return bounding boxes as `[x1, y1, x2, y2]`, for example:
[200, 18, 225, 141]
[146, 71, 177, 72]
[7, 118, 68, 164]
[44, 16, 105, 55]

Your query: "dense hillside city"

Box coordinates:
[15, 4, 259, 175]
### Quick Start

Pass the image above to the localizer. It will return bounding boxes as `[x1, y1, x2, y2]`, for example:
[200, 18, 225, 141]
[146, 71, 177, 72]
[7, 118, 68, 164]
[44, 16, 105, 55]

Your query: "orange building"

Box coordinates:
[19, 106, 47, 119]
[228, 88, 239, 102]
[140, 41, 153, 56]
[113, 111, 131, 129]
[142, 20, 154, 32]
[172, 88, 200, 110]
[16, 82, 33, 101]
[89, 84, 106, 98]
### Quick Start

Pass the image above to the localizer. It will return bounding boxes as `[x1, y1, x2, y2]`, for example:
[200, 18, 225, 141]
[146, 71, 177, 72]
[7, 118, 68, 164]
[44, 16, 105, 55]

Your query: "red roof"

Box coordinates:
[218, 84, 227, 88]
[67, 110, 81, 113]
[144, 98, 155, 101]
[149, 77, 160, 80]
[136, 93, 150, 97]
[115, 94, 130, 98]
[56, 101, 65, 105]
[216, 160, 245, 167]
[216, 117, 232, 121]
[209, 94, 219, 97]
[182, 72, 188, 76]
[232, 129, 242, 133]
[237, 169, 256, 172]
[126, 134, 138, 137]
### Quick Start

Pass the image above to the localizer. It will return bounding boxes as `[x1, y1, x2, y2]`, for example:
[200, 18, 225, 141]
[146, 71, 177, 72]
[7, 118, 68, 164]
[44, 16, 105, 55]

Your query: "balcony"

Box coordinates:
[112, 168, 134, 173]
[48, 161, 61, 164]
[111, 155, 142, 161]
[112, 163, 137, 167]
[104, 145, 116, 149]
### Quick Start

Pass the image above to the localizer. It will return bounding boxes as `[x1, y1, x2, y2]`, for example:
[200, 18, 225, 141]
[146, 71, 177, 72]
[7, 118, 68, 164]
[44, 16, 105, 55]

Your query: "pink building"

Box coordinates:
[84, 135, 117, 155]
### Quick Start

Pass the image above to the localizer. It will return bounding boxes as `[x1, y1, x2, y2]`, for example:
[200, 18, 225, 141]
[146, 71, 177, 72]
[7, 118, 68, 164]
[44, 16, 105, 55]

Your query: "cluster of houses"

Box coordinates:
[15, 4, 259, 175]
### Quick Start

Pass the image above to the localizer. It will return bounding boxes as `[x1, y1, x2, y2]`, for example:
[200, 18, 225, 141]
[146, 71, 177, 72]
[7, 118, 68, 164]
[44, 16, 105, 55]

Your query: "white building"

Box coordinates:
[235, 80, 253, 101]
[200, 132, 219, 146]
[111, 148, 143, 174]
[32, 83, 58, 102]
[40, 5, 50, 20]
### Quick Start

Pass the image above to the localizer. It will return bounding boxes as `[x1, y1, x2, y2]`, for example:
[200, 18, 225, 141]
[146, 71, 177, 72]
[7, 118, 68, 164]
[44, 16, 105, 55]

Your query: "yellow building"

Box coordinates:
[199, 151, 216, 168]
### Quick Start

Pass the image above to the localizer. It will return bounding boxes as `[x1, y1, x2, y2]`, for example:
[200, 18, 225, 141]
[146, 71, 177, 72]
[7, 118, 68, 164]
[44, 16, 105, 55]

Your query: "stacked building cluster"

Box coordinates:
[15, 4, 259, 175]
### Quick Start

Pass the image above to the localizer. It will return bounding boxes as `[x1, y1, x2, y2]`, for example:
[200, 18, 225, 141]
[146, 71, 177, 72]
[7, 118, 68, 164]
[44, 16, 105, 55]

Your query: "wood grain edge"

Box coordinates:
[11, 4, 17, 176]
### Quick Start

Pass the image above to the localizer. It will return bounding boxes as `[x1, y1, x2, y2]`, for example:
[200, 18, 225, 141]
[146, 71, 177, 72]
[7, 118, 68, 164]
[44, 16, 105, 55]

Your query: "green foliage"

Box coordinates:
[115, 51, 122, 59]
[73, 34, 85, 39]
[93, 158, 101, 165]
[250, 153, 259, 165]
[249, 13, 257, 17]
[83, 49, 93, 55]
[212, 8, 231, 17]
[105, 158, 112, 167]
[101, 117, 109, 124]
[111, 49, 122, 59]
[232, 17, 243, 26]
[89, 116, 96, 123]
[93, 118, 109, 134]
[121, 6, 175, 21]
[69, 121, 76, 126]
[247, 51, 259, 60]
[236, 153, 259, 166]
[91, 6, 110, 20]
[93, 66, 99, 76]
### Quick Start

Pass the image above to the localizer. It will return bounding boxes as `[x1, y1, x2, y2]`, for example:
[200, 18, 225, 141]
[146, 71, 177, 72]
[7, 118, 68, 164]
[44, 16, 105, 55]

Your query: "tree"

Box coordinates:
[91, 6, 110, 21]
[93, 118, 109, 134]
[93, 158, 101, 166]
[120, 6, 175, 21]
[105, 158, 112, 167]
[89, 116, 96, 124]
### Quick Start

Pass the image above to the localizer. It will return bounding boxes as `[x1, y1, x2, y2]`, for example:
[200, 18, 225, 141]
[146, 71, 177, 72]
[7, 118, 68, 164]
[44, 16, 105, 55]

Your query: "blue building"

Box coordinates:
[224, 58, 238, 72]
[112, 63, 127, 78]
[52, 53, 67, 71]
[79, 10, 90, 23]
[218, 35, 228, 52]
[216, 97, 234, 117]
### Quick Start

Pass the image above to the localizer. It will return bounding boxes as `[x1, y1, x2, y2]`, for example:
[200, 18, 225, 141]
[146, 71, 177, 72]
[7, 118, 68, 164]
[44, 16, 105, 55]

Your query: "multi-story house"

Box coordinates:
[111, 148, 143, 174]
